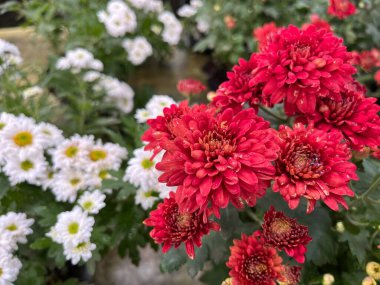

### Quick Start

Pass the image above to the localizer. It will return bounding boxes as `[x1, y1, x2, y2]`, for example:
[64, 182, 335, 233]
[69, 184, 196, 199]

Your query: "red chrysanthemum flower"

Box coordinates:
[156, 106, 279, 217]
[249, 25, 356, 116]
[307, 81, 380, 151]
[227, 233, 284, 285]
[327, 0, 356, 19]
[212, 54, 271, 113]
[143, 192, 220, 259]
[253, 22, 280, 52]
[261, 206, 312, 263]
[177, 78, 207, 97]
[302, 14, 332, 32]
[273, 123, 358, 213]
[282, 265, 302, 285]
[375, 70, 380, 85]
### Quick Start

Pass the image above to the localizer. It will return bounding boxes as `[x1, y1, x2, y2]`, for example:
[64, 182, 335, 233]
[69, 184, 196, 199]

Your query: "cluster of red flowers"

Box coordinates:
[143, 17, 380, 285]
[327, 0, 356, 19]
[351, 49, 380, 72]
[227, 207, 310, 285]
[177, 78, 207, 97]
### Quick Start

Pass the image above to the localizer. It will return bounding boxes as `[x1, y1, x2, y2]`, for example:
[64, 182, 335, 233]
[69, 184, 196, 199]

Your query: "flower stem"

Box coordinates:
[359, 175, 380, 200]
[246, 208, 263, 224]
[259, 105, 287, 121]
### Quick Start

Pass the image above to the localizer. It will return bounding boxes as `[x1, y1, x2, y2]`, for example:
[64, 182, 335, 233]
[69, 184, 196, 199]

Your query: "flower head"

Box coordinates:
[280, 265, 302, 285]
[262, 207, 312, 263]
[250, 25, 356, 115]
[154, 106, 278, 217]
[327, 0, 356, 19]
[144, 192, 220, 259]
[78, 190, 106, 214]
[177, 78, 206, 97]
[63, 240, 96, 265]
[0, 212, 34, 244]
[273, 123, 357, 213]
[253, 22, 280, 51]
[307, 81, 380, 150]
[366, 261, 380, 280]
[226, 233, 284, 285]
[212, 54, 271, 113]
[0, 252, 22, 285]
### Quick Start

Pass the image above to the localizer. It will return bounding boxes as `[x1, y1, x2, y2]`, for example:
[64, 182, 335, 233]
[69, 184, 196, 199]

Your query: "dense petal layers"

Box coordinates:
[273, 123, 358, 213]
[152, 106, 279, 217]
[143, 192, 220, 259]
[262, 206, 312, 263]
[249, 25, 356, 116]
[227, 233, 284, 285]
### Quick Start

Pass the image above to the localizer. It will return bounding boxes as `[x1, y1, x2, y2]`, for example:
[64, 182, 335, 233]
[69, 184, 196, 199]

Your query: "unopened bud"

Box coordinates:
[366, 262, 380, 280]
[362, 276, 377, 285]
[323, 273, 335, 285]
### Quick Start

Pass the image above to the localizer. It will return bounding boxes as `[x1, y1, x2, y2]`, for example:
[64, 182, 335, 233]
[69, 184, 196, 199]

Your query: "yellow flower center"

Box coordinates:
[68, 222, 79, 234]
[65, 146, 78, 158]
[76, 242, 87, 249]
[98, 170, 108, 180]
[13, 131, 33, 147]
[20, 160, 34, 171]
[83, 201, 93, 210]
[141, 158, 154, 169]
[47, 171, 54, 179]
[89, 149, 107, 162]
[271, 218, 292, 235]
[0, 122, 5, 129]
[0, 267, 3, 277]
[6, 224, 18, 231]
[144, 190, 154, 198]
[70, 178, 80, 186]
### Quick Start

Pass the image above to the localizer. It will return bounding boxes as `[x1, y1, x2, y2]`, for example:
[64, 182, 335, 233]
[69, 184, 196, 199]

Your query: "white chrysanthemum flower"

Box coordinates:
[83, 71, 102, 82]
[144, 0, 163, 13]
[2, 150, 47, 186]
[46, 225, 61, 244]
[123, 147, 162, 190]
[0, 39, 22, 75]
[84, 140, 127, 172]
[190, 0, 203, 8]
[51, 168, 88, 203]
[134, 108, 153, 123]
[54, 207, 95, 246]
[145, 95, 176, 117]
[0, 233, 17, 254]
[36, 122, 64, 148]
[50, 134, 93, 170]
[99, 1, 137, 37]
[78, 190, 106, 214]
[158, 11, 183, 45]
[196, 19, 210, 33]
[0, 118, 44, 155]
[178, 4, 197, 17]
[0, 113, 17, 132]
[122, 37, 153, 65]
[56, 48, 103, 73]
[84, 168, 111, 190]
[0, 212, 34, 244]
[96, 75, 135, 113]
[22, 86, 44, 99]
[0, 252, 22, 285]
[63, 240, 96, 265]
[38, 167, 56, 191]
[135, 188, 159, 210]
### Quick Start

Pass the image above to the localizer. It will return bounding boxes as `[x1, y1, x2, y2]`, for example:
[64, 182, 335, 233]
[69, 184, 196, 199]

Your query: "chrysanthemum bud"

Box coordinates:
[323, 273, 335, 285]
[366, 262, 380, 280]
[336, 222, 345, 233]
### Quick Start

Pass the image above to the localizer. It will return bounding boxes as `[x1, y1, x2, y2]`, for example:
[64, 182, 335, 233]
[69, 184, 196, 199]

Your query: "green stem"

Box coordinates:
[259, 105, 287, 121]
[246, 208, 263, 224]
[370, 230, 380, 247]
[346, 214, 369, 227]
[359, 175, 380, 199]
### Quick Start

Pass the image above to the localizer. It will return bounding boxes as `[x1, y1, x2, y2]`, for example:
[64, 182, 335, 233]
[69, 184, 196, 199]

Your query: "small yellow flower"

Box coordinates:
[213, 4, 221, 11]
[221, 278, 233, 285]
[323, 273, 335, 285]
[366, 262, 380, 280]
[362, 276, 377, 285]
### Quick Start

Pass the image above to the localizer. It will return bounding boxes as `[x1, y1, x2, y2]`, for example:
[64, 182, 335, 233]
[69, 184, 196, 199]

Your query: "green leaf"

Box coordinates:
[220, 205, 242, 239]
[30, 237, 53, 250]
[0, 174, 10, 199]
[160, 246, 188, 273]
[339, 229, 370, 264]
[187, 246, 209, 278]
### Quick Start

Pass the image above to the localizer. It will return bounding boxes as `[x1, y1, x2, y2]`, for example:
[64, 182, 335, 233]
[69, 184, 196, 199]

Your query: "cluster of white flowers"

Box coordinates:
[135, 94, 176, 123]
[158, 11, 183, 45]
[178, 0, 203, 17]
[47, 206, 97, 265]
[85, 71, 135, 114]
[56, 48, 103, 73]
[122, 37, 153, 65]
[0, 112, 127, 203]
[97, 0, 137, 37]
[98, 0, 182, 65]
[124, 146, 175, 210]
[0, 212, 34, 285]
[0, 39, 23, 75]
